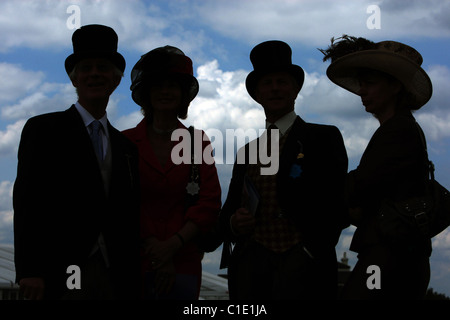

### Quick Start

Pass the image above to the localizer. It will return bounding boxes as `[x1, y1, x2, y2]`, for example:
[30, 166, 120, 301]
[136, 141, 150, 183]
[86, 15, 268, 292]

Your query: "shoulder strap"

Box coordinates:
[188, 126, 199, 184]
[188, 125, 195, 166]
[414, 121, 435, 181]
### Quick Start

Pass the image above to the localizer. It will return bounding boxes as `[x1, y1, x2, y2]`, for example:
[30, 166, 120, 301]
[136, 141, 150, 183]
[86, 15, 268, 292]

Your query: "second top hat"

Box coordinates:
[245, 40, 305, 101]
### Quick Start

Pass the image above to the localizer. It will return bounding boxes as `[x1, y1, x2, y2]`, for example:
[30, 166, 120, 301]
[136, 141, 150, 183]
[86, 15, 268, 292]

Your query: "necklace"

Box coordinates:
[152, 123, 177, 135]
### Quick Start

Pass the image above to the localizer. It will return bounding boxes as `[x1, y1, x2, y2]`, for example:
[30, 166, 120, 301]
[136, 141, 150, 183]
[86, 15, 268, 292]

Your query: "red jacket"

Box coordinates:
[123, 118, 221, 275]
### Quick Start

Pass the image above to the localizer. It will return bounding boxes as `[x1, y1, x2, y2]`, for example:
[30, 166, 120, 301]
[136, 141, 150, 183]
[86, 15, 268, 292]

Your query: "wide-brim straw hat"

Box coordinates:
[130, 45, 199, 107]
[326, 40, 432, 110]
[246, 40, 304, 101]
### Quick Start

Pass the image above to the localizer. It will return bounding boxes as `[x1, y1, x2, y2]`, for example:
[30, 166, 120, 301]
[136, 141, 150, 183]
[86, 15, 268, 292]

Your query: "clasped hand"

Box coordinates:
[142, 236, 182, 295]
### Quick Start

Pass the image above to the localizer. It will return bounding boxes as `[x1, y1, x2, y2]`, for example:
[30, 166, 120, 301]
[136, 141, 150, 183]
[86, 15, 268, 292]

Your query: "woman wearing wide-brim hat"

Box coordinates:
[122, 46, 221, 300]
[321, 36, 433, 299]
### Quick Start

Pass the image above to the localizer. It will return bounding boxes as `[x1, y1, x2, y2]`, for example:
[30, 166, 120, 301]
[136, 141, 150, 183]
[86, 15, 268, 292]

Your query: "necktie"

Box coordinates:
[90, 120, 104, 161]
[267, 123, 278, 135]
[267, 123, 278, 155]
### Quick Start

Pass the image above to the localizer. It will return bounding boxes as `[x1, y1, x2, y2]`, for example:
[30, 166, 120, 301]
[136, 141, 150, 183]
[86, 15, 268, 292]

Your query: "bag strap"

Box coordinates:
[188, 125, 200, 185]
[184, 126, 200, 210]
[414, 121, 436, 183]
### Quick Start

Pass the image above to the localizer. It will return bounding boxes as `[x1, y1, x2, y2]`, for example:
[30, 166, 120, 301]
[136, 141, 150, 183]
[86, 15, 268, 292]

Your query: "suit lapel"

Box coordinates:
[65, 105, 108, 198]
[278, 116, 306, 179]
[65, 105, 101, 162]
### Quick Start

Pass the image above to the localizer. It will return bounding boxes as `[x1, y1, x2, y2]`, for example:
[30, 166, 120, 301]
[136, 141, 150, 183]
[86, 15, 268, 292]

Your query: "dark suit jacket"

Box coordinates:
[347, 111, 432, 254]
[13, 105, 141, 299]
[219, 116, 348, 268]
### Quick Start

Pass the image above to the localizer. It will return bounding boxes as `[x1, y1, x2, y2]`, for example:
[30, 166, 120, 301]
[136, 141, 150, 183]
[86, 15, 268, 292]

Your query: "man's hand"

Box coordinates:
[231, 208, 256, 235]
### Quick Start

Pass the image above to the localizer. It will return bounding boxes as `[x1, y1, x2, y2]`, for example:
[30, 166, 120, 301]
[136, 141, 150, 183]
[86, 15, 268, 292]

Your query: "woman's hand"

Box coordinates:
[154, 261, 176, 295]
[143, 236, 182, 270]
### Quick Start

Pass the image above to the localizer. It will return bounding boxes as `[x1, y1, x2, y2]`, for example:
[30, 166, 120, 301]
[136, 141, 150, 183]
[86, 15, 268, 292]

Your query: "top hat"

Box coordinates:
[64, 24, 126, 75]
[323, 36, 432, 110]
[130, 45, 199, 106]
[245, 40, 305, 101]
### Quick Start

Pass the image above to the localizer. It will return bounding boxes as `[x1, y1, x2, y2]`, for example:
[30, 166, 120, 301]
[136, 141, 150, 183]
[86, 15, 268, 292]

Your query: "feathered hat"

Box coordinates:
[320, 35, 432, 110]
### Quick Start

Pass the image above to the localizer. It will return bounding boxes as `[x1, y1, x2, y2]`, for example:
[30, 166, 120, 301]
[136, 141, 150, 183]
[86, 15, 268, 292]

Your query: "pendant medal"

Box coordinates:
[186, 182, 200, 195]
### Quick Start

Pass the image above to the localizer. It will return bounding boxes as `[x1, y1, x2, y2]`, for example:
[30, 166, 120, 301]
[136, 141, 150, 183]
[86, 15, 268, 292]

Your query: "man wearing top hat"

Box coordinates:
[13, 24, 140, 299]
[219, 40, 348, 299]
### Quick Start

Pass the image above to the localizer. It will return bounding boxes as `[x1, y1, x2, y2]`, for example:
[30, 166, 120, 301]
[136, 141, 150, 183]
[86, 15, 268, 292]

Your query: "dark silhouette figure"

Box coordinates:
[321, 35, 433, 299]
[219, 40, 348, 300]
[13, 24, 140, 300]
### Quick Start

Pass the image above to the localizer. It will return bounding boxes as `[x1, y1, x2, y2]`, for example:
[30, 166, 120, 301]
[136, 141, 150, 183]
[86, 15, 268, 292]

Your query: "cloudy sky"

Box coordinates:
[1, 0, 450, 296]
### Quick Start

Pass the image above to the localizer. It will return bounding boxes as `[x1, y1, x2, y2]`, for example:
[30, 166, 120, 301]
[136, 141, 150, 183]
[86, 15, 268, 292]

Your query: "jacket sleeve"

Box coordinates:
[13, 117, 53, 281]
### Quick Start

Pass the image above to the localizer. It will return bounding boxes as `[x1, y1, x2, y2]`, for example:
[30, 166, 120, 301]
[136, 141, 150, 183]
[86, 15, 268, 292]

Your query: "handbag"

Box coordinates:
[377, 122, 450, 244]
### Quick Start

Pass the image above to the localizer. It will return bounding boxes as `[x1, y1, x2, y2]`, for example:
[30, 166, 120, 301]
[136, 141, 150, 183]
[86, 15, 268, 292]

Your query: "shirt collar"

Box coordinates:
[75, 101, 109, 136]
[265, 110, 297, 136]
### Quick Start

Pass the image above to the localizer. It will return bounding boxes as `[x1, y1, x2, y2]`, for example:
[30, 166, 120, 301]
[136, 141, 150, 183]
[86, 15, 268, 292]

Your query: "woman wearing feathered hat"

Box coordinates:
[122, 46, 221, 299]
[320, 36, 433, 299]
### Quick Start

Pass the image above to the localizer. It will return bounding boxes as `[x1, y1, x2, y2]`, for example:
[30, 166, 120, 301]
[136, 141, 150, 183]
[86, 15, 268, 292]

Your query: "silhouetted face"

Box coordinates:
[71, 58, 121, 104]
[149, 77, 183, 115]
[357, 69, 402, 117]
[254, 72, 300, 121]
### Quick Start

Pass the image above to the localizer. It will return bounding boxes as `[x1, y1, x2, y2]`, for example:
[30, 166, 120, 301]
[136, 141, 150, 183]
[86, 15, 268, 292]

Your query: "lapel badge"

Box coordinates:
[289, 163, 303, 179]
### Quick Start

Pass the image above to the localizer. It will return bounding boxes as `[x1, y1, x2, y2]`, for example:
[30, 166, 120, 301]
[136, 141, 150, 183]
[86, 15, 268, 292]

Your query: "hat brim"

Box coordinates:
[326, 50, 432, 109]
[246, 65, 305, 101]
[65, 51, 126, 75]
[131, 73, 199, 107]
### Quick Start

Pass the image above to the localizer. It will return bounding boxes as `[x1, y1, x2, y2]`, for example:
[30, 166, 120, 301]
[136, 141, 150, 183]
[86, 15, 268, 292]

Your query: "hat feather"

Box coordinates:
[319, 35, 375, 63]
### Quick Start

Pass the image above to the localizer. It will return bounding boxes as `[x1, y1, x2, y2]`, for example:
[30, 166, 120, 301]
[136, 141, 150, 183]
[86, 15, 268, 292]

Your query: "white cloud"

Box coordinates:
[0, 0, 207, 57]
[412, 65, 450, 144]
[0, 120, 26, 158]
[0, 0, 449, 58]
[0, 181, 13, 243]
[423, 65, 450, 114]
[1, 83, 76, 121]
[193, 0, 450, 45]
[0, 181, 13, 212]
[0, 63, 45, 103]
[430, 228, 450, 295]
[114, 110, 143, 132]
[433, 229, 450, 252]
[188, 60, 263, 132]
[0, 1, 69, 52]
[416, 112, 450, 142]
